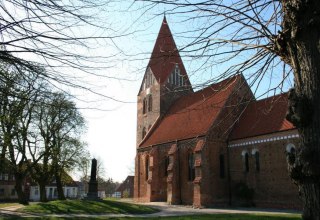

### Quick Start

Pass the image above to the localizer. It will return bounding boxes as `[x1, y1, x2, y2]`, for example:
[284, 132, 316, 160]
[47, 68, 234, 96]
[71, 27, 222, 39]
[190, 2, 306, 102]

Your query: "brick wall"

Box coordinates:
[228, 130, 301, 209]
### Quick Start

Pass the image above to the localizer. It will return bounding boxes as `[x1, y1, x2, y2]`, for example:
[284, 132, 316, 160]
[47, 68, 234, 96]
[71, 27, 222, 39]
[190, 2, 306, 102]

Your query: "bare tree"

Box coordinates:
[134, 1, 320, 219]
[0, 0, 128, 100]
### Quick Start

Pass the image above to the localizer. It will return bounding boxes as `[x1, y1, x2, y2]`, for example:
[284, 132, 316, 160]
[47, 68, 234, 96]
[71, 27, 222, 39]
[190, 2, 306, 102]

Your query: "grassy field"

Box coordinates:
[18, 199, 157, 214]
[2, 199, 301, 220]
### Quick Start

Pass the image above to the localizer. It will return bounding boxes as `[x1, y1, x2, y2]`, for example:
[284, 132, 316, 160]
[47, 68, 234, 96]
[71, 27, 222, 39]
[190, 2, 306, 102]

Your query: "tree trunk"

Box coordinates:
[39, 182, 47, 202]
[282, 1, 320, 219]
[55, 172, 66, 200]
[14, 175, 28, 205]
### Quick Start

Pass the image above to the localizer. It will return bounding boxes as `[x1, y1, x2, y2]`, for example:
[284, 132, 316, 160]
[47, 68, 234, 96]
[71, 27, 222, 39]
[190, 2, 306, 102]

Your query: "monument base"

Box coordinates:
[83, 180, 101, 200]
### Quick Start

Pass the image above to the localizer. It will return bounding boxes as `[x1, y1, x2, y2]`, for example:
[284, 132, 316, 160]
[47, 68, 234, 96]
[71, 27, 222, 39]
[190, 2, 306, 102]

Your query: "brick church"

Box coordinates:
[134, 17, 301, 209]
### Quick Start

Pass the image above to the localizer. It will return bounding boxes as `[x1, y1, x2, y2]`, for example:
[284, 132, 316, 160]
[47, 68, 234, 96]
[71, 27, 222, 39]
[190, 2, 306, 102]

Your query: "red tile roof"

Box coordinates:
[148, 16, 191, 85]
[140, 75, 241, 147]
[230, 93, 295, 140]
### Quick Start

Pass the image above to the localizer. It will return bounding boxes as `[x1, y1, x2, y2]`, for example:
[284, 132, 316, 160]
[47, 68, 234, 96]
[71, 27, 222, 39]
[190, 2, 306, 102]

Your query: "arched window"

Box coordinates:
[143, 98, 147, 114]
[188, 152, 195, 181]
[252, 149, 260, 172]
[145, 156, 149, 181]
[148, 95, 152, 112]
[286, 143, 296, 153]
[142, 127, 146, 139]
[219, 154, 225, 178]
[242, 150, 249, 172]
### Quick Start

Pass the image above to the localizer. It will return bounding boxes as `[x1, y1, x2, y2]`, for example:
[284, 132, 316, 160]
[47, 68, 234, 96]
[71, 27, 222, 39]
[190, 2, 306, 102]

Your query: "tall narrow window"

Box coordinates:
[148, 95, 152, 112]
[142, 127, 146, 139]
[143, 98, 147, 114]
[188, 152, 195, 181]
[219, 154, 225, 178]
[145, 156, 149, 181]
[164, 156, 169, 176]
[255, 151, 260, 172]
[244, 152, 249, 172]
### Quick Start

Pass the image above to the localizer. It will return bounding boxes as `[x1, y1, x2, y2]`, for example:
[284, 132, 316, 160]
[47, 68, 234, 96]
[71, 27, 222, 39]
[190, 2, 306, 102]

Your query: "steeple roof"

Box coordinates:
[148, 16, 190, 85]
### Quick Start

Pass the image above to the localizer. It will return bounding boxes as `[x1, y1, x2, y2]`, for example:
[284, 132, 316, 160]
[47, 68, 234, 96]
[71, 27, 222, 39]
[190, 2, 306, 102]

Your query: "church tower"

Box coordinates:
[137, 16, 192, 146]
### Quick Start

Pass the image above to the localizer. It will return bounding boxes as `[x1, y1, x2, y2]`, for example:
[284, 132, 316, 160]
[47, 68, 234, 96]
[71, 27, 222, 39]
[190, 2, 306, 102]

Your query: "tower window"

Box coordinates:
[143, 98, 147, 114]
[142, 127, 146, 139]
[148, 95, 152, 112]
[188, 152, 195, 181]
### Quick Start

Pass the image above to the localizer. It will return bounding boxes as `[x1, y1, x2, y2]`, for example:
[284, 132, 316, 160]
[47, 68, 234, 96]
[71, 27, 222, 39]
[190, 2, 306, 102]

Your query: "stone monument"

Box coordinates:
[85, 158, 100, 200]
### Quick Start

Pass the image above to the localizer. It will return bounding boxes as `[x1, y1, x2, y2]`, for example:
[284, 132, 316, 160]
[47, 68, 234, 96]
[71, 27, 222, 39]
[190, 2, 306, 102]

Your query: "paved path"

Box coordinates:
[0, 201, 301, 218]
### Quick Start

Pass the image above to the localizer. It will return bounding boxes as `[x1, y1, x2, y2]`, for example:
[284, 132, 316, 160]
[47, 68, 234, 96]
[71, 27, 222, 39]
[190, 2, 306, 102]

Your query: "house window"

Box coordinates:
[11, 189, 15, 196]
[143, 98, 147, 114]
[145, 156, 149, 181]
[188, 152, 195, 181]
[219, 154, 225, 178]
[0, 188, 4, 196]
[148, 95, 152, 112]
[164, 156, 169, 176]
[142, 127, 146, 139]
[0, 173, 2, 180]
[34, 187, 39, 196]
[4, 174, 8, 181]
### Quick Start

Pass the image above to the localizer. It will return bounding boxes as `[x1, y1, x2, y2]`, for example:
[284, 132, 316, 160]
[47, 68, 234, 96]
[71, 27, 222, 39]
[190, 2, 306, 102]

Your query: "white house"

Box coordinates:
[29, 182, 78, 201]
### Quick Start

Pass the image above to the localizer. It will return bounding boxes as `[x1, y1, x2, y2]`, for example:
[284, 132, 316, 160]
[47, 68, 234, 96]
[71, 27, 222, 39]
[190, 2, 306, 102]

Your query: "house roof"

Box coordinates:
[230, 93, 295, 140]
[147, 16, 190, 85]
[116, 176, 134, 192]
[140, 75, 241, 147]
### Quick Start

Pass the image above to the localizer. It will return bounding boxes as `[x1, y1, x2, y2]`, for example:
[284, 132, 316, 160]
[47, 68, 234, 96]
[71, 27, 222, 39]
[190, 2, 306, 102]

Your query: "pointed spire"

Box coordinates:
[147, 16, 191, 86]
[163, 13, 167, 24]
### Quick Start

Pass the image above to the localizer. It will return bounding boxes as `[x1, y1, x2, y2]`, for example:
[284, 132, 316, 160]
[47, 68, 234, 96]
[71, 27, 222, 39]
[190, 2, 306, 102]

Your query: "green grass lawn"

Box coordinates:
[0, 202, 20, 208]
[2, 213, 302, 220]
[18, 199, 157, 215]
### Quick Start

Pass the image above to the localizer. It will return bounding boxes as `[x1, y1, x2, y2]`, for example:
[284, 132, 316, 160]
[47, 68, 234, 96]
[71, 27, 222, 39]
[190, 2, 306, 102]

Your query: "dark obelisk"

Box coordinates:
[86, 158, 99, 199]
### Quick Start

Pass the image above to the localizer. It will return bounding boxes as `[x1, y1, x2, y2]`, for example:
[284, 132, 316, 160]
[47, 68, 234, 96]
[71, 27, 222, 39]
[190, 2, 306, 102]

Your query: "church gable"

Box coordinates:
[147, 16, 191, 87]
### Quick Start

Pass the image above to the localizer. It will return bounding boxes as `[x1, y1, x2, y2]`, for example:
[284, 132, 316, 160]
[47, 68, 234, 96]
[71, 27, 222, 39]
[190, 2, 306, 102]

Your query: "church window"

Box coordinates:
[286, 143, 296, 153]
[164, 156, 169, 176]
[254, 151, 260, 172]
[244, 152, 249, 172]
[219, 154, 225, 178]
[145, 156, 149, 181]
[148, 95, 152, 112]
[188, 152, 195, 181]
[143, 98, 147, 114]
[142, 127, 146, 139]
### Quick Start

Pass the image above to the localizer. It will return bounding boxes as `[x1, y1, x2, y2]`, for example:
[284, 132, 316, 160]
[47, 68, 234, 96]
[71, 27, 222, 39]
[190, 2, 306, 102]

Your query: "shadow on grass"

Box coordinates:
[19, 199, 158, 215]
